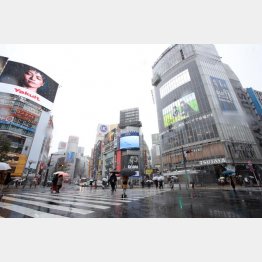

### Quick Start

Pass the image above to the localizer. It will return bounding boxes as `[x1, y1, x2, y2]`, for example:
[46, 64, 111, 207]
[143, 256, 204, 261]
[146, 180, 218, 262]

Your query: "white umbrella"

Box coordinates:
[102, 177, 108, 182]
[0, 162, 11, 171]
[152, 176, 159, 181]
[158, 176, 164, 181]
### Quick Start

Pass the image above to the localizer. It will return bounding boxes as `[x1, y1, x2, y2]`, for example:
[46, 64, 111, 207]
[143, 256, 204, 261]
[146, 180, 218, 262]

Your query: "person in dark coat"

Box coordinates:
[109, 173, 117, 192]
[230, 176, 236, 192]
[56, 174, 63, 193]
[51, 174, 58, 193]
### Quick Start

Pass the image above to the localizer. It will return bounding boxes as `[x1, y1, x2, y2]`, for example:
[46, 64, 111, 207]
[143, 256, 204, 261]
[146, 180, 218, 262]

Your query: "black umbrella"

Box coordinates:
[109, 170, 120, 174]
[120, 168, 136, 177]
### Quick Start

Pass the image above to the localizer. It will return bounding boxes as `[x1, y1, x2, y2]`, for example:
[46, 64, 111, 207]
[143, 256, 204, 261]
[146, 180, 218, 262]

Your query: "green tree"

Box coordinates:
[0, 134, 11, 161]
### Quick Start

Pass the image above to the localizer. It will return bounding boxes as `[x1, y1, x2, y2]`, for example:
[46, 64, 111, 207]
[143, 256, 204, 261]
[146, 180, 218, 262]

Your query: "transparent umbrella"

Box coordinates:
[158, 176, 164, 181]
[0, 162, 11, 171]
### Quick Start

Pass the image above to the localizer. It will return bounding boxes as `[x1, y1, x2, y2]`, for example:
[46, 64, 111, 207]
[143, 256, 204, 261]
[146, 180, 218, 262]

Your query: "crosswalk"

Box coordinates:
[0, 188, 170, 218]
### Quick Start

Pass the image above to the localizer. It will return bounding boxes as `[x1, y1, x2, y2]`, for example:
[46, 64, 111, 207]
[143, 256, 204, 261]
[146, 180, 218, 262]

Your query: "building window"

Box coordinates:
[160, 69, 191, 98]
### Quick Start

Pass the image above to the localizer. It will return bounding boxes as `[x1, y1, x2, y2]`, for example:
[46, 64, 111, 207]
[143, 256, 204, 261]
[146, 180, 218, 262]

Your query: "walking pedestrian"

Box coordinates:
[169, 177, 174, 190]
[159, 179, 164, 189]
[56, 174, 63, 193]
[0, 171, 8, 199]
[230, 176, 236, 192]
[51, 173, 58, 193]
[121, 176, 129, 198]
[109, 173, 117, 192]
[154, 179, 159, 189]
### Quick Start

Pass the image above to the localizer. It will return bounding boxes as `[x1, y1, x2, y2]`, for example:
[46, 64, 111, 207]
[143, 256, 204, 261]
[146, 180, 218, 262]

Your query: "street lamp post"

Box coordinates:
[182, 146, 190, 189]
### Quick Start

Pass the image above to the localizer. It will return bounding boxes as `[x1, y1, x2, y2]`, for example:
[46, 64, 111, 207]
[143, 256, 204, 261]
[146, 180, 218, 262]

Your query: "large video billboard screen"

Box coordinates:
[210, 76, 237, 111]
[0, 60, 59, 110]
[162, 92, 200, 127]
[120, 127, 140, 150]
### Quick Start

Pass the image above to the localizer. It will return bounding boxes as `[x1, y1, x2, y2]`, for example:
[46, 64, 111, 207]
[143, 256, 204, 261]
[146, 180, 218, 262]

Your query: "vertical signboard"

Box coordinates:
[210, 76, 237, 111]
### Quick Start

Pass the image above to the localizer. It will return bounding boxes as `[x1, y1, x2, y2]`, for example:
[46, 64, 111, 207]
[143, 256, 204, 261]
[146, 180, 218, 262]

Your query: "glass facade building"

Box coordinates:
[152, 44, 262, 183]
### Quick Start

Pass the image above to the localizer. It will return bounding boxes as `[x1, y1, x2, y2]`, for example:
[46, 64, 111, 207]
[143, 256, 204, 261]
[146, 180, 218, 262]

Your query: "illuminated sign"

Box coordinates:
[163, 92, 200, 127]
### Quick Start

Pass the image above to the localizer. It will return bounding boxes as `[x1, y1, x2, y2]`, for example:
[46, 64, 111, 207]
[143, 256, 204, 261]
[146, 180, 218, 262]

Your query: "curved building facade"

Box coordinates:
[152, 44, 262, 183]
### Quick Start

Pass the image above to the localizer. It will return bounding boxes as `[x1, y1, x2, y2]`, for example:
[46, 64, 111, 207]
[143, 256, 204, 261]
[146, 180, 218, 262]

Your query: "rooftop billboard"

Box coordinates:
[0, 58, 59, 110]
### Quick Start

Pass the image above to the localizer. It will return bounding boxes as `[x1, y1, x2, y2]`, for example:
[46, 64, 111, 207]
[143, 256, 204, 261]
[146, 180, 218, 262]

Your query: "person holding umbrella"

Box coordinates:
[108, 173, 117, 192]
[56, 174, 63, 193]
[121, 176, 129, 198]
[119, 168, 136, 198]
[0, 162, 12, 199]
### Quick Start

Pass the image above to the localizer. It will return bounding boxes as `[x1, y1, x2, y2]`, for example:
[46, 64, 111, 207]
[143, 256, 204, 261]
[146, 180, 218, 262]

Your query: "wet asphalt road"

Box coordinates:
[1, 184, 262, 218]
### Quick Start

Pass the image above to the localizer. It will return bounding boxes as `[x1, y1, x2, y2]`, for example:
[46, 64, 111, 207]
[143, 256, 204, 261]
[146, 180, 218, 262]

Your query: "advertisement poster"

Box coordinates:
[210, 76, 237, 111]
[122, 155, 139, 170]
[66, 151, 75, 163]
[162, 92, 200, 127]
[0, 60, 59, 110]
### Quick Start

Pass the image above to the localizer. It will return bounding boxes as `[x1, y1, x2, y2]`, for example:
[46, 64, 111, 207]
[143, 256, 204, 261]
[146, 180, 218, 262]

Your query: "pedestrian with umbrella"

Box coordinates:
[56, 174, 63, 193]
[109, 171, 118, 192]
[120, 168, 136, 198]
[158, 174, 164, 189]
[223, 170, 236, 192]
[0, 162, 12, 199]
[153, 176, 159, 189]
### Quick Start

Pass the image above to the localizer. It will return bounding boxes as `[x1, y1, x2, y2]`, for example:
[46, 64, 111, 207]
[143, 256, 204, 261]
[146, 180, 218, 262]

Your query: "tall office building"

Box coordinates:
[119, 107, 142, 128]
[152, 44, 262, 183]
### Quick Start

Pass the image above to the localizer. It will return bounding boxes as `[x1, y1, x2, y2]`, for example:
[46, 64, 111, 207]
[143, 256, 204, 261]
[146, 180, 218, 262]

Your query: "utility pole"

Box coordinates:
[182, 146, 189, 189]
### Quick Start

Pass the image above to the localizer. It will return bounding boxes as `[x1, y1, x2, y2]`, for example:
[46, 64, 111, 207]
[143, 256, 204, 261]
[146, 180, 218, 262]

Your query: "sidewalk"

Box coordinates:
[194, 183, 262, 192]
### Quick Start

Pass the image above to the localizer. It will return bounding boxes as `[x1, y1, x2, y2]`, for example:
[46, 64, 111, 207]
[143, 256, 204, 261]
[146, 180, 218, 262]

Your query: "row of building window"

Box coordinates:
[160, 69, 191, 98]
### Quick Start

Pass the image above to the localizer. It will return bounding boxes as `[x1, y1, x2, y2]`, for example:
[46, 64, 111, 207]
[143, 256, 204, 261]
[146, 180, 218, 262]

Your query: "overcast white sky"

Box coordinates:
[1, 44, 262, 155]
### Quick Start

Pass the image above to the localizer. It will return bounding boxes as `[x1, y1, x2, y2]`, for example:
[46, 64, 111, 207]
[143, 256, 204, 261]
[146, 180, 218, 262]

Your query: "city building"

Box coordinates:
[151, 133, 161, 170]
[119, 107, 142, 128]
[152, 44, 262, 183]
[0, 56, 59, 177]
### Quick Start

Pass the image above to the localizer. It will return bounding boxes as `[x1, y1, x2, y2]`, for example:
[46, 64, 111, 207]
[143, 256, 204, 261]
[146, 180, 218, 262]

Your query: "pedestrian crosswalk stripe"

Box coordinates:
[0, 202, 64, 218]
[2, 196, 93, 215]
[19, 193, 128, 205]
[1, 188, 172, 218]
[7, 194, 110, 210]
[23, 192, 133, 203]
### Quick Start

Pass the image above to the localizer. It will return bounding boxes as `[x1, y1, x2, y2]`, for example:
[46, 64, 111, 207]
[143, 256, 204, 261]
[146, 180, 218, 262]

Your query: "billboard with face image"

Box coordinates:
[0, 59, 59, 110]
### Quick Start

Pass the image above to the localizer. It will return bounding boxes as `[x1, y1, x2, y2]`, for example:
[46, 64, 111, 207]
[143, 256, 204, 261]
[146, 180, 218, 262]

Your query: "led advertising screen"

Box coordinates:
[210, 76, 237, 111]
[120, 132, 139, 149]
[163, 92, 200, 127]
[0, 60, 59, 110]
